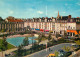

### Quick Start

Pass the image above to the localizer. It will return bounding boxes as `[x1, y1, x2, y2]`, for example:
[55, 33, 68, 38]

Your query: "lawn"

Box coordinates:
[0, 39, 15, 51]
[35, 37, 47, 41]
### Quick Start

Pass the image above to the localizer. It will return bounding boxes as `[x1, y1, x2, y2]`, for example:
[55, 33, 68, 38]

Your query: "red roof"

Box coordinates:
[7, 19, 23, 22]
[77, 17, 79, 18]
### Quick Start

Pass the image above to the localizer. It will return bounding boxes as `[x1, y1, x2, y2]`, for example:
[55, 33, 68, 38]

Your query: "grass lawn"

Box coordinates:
[35, 37, 47, 41]
[41, 37, 48, 41]
[0, 39, 15, 51]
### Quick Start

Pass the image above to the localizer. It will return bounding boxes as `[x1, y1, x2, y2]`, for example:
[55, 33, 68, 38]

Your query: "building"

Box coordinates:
[0, 18, 15, 32]
[24, 17, 56, 33]
[24, 11, 80, 37]
[67, 18, 80, 37]
[5, 16, 25, 32]
[55, 11, 70, 35]
[0, 16, 25, 32]
[0, 11, 80, 37]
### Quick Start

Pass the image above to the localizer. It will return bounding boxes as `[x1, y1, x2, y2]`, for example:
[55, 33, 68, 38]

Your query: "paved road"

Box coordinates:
[27, 43, 73, 57]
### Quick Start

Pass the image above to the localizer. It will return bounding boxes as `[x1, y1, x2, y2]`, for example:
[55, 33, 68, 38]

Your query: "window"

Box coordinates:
[73, 27, 75, 30]
[60, 31, 62, 34]
[68, 26, 70, 29]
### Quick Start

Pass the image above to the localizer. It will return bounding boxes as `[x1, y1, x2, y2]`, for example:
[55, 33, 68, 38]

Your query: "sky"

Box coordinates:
[0, 0, 80, 19]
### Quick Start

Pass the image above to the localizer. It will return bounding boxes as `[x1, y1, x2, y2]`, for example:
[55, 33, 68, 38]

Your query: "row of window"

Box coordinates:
[68, 26, 76, 30]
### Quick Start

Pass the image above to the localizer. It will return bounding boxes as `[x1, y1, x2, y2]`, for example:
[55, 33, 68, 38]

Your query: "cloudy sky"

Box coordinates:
[0, 0, 80, 19]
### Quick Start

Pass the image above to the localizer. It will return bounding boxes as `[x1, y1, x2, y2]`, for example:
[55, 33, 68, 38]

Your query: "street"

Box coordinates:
[27, 43, 73, 57]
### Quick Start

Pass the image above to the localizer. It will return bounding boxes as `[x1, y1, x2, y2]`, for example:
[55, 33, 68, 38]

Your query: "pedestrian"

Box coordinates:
[49, 48, 50, 51]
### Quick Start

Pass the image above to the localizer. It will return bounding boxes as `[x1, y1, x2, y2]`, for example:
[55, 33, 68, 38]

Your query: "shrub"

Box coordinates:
[64, 51, 72, 57]
[74, 47, 80, 51]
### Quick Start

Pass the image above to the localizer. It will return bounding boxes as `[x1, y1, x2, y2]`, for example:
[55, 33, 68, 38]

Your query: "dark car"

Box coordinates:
[58, 49, 65, 53]
[58, 49, 66, 57]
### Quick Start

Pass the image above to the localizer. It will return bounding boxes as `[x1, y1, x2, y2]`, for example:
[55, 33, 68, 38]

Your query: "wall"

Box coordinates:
[67, 23, 76, 30]
[76, 23, 80, 30]
[55, 23, 60, 34]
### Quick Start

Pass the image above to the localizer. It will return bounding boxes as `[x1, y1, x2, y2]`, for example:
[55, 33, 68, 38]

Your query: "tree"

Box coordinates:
[1, 29, 5, 33]
[25, 26, 32, 34]
[31, 33, 34, 53]
[54, 50, 59, 57]
[78, 34, 80, 38]
[37, 34, 42, 45]
[41, 33, 45, 37]
[23, 37, 29, 46]
[17, 44, 24, 56]
[51, 38, 57, 44]
[56, 32, 61, 38]
[2, 38, 8, 50]
[1, 37, 8, 57]
[75, 34, 80, 38]
[75, 40, 80, 45]
[32, 42, 39, 51]
[71, 46, 74, 51]
[48, 33, 52, 41]
[63, 31, 67, 38]
[75, 40, 80, 48]
[0, 17, 4, 21]
[62, 46, 70, 52]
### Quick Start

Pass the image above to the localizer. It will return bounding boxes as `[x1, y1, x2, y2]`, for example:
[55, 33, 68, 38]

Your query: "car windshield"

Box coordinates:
[51, 56, 55, 57]
[49, 55, 55, 57]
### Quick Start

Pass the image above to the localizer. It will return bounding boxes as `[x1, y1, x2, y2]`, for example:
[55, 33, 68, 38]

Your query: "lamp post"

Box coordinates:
[31, 31, 34, 53]
[46, 43, 47, 52]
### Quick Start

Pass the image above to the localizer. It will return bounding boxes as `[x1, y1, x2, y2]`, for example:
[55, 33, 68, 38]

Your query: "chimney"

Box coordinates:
[61, 16, 62, 19]
[68, 15, 71, 19]
[57, 11, 60, 19]
[77, 17, 79, 18]
[51, 17, 54, 19]
[45, 17, 48, 19]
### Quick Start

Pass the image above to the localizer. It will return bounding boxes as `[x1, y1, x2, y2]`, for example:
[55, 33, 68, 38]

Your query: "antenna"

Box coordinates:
[46, 5, 47, 17]
[36, 7, 37, 18]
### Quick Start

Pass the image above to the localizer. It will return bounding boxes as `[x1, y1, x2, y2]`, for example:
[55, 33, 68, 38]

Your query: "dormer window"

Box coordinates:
[78, 20, 79, 22]
[70, 19, 73, 22]
[68, 26, 70, 29]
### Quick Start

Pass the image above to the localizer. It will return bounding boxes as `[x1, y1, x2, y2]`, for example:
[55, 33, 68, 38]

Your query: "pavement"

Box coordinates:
[0, 48, 17, 57]
[39, 40, 48, 44]
[26, 43, 73, 57]
[69, 50, 80, 57]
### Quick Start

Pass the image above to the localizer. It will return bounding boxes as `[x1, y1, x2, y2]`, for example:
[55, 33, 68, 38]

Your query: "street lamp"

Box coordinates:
[46, 43, 47, 52]
[31, 31, 34, 53]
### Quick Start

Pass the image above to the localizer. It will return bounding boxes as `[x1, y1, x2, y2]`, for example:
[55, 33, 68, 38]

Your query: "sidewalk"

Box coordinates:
[0, 48, 17, 57]
[39, 40, 48, 44]
[69, 50, 80, 57]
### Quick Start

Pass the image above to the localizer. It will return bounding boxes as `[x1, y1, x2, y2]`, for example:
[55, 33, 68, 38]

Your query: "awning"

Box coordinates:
[45, 30, 49, 32]
[32, 28, 34, 30]
[40, 29, 44, 32]
[35, 29, 40, 30]
[79, 31, 80, 34]
[67, 30, 78, 34]
[49, 31, 53, 33]
[40, 29, 43, 31]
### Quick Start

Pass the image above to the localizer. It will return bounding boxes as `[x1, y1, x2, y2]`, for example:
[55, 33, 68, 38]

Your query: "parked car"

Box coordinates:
[58, 49, 66, 57]
[47, 53, 55, 57]
[72, 44, 79, 49]
[58, 49, 65, 53]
